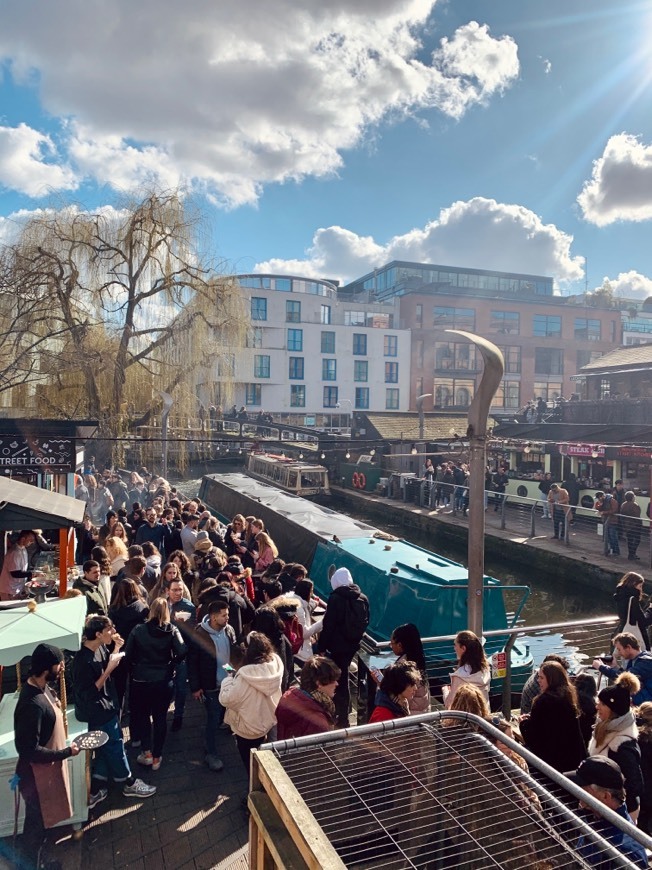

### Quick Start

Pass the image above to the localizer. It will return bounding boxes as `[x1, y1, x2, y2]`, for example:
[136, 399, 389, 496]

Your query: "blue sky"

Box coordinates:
[2, 0, 652, 297]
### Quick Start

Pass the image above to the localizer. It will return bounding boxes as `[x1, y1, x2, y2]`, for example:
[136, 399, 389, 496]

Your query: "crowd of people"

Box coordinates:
[7, 462, 652, 867]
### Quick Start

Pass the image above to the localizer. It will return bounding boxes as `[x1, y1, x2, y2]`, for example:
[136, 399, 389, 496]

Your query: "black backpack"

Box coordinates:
[343, 593, 370, 644]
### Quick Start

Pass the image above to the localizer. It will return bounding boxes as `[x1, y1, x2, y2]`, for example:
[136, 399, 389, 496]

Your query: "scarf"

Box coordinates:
[374, 689, 410, 718]
[307, 689, 337, 724]
[591, 709, 638, 754]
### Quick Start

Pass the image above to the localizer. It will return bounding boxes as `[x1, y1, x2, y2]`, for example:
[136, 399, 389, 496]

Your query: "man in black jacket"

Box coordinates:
[188, 601, 237, 771]
[14, 644, 81, 870]
[317, 567, 370, 728]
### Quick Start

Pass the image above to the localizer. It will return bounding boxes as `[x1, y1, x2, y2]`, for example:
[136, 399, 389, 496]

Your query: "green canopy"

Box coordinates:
[0, 597, 86, 665]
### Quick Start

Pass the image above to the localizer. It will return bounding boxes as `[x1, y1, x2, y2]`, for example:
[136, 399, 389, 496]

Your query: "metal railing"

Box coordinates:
[358, 614, 619, 720]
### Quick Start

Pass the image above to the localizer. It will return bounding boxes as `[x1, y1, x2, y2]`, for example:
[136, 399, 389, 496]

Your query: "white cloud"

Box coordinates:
[578, 134, 652, 226]
[0, 2, 519, 205]
[0, 123, 77, 196]
[605, 270, 652, 301]
[256, 197, 584, 284]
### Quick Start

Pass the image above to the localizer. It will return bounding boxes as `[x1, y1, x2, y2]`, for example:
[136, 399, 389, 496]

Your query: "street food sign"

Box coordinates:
[559, 443, 605, 458]
[0, 436, 75, 471]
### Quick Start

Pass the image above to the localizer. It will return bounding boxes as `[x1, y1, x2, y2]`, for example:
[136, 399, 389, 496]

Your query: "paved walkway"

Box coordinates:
[5, 700, 250, 870]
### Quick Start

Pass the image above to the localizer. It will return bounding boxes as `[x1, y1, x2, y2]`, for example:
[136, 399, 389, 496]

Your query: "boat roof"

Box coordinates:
[206, 472, 378, 540]
[249, 453, 327, 470]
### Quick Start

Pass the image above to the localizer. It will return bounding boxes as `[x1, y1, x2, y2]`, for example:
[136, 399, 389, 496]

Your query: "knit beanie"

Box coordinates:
[598, 683, 631, 718]
[30, 643, 64, 676]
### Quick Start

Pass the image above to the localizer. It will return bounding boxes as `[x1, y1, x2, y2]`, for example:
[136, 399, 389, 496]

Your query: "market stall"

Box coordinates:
[0, 596, 88, 836]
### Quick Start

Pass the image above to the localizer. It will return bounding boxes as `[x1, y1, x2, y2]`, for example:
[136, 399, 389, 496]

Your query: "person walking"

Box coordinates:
[317, 567, 370, 728]
[621, 492, 643, 562]
[125, 598, 186, 772]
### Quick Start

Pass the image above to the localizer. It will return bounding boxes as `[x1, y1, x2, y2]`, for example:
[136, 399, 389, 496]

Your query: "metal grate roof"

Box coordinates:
[262, 713, 651, 869]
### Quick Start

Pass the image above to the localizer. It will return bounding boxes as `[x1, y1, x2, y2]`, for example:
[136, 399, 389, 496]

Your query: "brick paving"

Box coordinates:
[10, 699, 251, 870]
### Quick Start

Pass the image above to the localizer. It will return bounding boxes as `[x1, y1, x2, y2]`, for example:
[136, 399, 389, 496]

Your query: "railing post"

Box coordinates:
[603, 515, 610, 556]
[502, 634, 517, 719]
[530, 503, 536, 538]
[500, 494, 507, 530]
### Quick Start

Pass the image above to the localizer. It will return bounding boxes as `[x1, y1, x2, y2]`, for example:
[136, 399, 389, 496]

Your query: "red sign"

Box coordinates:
[618, 447, 652, 459]
[559, 443, 605, 458]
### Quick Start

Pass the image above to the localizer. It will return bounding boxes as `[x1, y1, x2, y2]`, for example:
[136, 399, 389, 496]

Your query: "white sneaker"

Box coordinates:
[123, 778, 156, 799]
[136, 751, 153, 766]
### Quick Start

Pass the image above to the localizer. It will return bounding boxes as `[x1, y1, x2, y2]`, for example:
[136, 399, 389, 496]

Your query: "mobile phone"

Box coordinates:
[370, 666, 383, 683]
[224, 664, 235, 673]
[600, 655, 614, 664]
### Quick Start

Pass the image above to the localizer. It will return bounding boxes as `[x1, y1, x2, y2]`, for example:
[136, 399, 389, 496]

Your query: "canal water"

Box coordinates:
[178, 474, 615, 628]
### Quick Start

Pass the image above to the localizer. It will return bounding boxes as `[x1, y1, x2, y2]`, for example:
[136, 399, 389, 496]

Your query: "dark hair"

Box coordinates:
[542, 653, 570, 671]
[536, 661, 579, 715]
[379, 661, 421, 697]
[128, 544, 144, 557]
[261, 579, 282, 601]
[455, 630, 488, 674]
[125, 555, 147, 576]
[83, 559, 100, 574]
[207, 599, 229, 616]
[168, 550, 192, 573]
[252, 606, 284, 649]
[244, 632, 274, 665]
[261, 558, 285, 579]
[111, 578, 143, 609]
[616, 572, 645, 598]
[141, 541, 160, 558]
[300, 656, 341, 693]
[294, 579, 314, 603]
[84, 614, 112, 640]
[391, 623, 426, 675]
[573, 672, 597, 697]
[90, 546, 111, 575]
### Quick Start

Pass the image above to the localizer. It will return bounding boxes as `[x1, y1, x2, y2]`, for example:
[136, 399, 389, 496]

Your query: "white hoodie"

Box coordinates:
[219, 653, 284, 739]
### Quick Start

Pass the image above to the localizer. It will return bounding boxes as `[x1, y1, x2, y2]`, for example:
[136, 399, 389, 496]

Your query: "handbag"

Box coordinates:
[623, 596, 647, 651]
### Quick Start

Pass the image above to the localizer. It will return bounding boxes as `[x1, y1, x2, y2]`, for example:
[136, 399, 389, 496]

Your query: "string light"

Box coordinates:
[370, 448, 375, 457]
[299, 452, 304, 459]
[345, 450, 351, 460]
[523, 443, 531, 455]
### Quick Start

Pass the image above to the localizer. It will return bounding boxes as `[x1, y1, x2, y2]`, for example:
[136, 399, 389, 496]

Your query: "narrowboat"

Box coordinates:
[199, 472, 533, 689]
[246, 451, 330, 497]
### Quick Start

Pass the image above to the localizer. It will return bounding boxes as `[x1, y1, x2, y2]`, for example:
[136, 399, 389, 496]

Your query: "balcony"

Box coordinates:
[561, 398, 652, 425]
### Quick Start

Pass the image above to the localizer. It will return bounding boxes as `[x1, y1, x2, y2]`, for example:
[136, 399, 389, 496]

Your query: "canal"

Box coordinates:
[179, 474, 615, 627]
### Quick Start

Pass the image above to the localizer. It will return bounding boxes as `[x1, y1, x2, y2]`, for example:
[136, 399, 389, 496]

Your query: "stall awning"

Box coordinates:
[0, 597, 86, 664]
[0, 478, 84, 531]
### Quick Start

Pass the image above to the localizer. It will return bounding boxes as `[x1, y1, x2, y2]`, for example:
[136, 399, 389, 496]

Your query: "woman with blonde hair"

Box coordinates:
[105, 535, 129, 578]
[443, 630, 490, 708]
[125, 597, 185, 771]
[254, 531, 278, 574]
[442, 684, 489, 729]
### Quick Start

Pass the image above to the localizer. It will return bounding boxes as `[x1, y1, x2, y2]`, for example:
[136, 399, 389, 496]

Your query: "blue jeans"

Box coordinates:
[553, 506, 566, 539]
[204, 690, 225, 756]
[607, 523, 620, 555]
[173, 660, 188, 720]
[89, 714, 131, 784]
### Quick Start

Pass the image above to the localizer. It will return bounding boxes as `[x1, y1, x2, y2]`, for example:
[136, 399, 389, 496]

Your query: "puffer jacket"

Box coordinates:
[590, 710, 644, 813]
[125, 620, 186, 683]
[219, 653, 284, 739]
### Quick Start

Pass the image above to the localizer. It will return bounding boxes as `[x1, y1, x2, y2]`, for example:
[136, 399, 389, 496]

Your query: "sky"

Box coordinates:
[2, 1, 652, 297]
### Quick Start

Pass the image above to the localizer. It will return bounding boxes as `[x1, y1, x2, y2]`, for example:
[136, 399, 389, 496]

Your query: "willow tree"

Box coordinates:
[1, 191, 247, 464]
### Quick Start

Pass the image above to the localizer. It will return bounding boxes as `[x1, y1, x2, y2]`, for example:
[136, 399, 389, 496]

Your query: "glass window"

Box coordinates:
[287, 328, 303, 351]
[254, 355, 270, 378]
[245, 384, 261, 405]
[433, 306, 475, 330]
[289, 357, 304, 379]
[533, 314, 562, 337]
[323, 386, 338, 408]
[574, 318, 601, 341]
[534, 382, 562, 402]
[435, 379, 454, 408]
[321, 331, 335, 353]
[434, 378, 474, 408]
[434, 342, 477, 371]
[275, 278, 291, 292]
[385, 388, 399, 410]
[246, 327, 263, 349]
[345, 310, 366, 326]
[353, 334, 367, 355]
[493, 381, 521, 409]
[490, 311, 520, 334]
[320, 305, 331, 325]
[286, 300, 301, 323]
[384, 335, 397, 356]
[355, 387, 369, 410]
[385, 362, 398, 383]
[577, 349, 603, 368]
[534, 348, 563, 375]
[290, 385, 305, 407]
[322, 359, 337, 381]
[499, 346, 521, 374]
[415, 304, 423, 327]
[354, 360, 368, 382]
[251, 297, 267, 321]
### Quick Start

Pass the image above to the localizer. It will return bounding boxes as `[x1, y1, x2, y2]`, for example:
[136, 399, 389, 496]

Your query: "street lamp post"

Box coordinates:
[447, 330, 503, 637]
[416, 393, 432, 441]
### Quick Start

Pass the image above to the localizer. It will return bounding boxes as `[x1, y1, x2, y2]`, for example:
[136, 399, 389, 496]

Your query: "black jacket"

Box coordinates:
[72, 644, 119, 725]
[317, 584, 370, 656]
[187, 622, 237, 692]
[614, 587, 651, 651]
[109, 599, 149, 643]
[125, 621, 186, 683]
[520, 691, 587, 773]
[14, 684, 73, 783]
[198, 586, 255, 642]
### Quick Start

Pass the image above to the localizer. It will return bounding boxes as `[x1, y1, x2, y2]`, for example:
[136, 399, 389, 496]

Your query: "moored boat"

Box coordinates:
[199, 472, 533, 690]
[245, 451, 330, 497]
